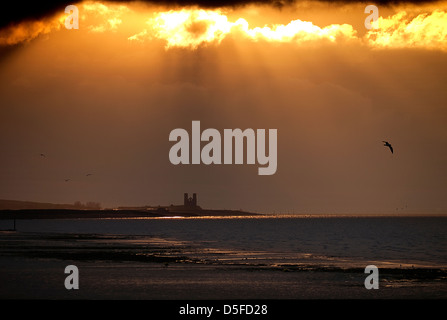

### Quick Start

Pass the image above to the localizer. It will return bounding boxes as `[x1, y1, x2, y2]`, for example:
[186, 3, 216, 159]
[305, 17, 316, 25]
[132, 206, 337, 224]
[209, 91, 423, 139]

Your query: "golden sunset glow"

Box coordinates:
[1, 1, 447, 304]
[0, 14, 65, 45]
[127, 8, 357, 48]
[1, 1, 447, 51]
[366, 9, 447, 51]
[1, 1, 447, 214]
[82, 2, 129, 33]
[132, 9, 234, 48]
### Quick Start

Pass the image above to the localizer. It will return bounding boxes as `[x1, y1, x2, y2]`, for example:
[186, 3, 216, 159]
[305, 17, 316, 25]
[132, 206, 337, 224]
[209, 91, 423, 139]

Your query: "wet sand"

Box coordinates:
[1, 231, 446, 300]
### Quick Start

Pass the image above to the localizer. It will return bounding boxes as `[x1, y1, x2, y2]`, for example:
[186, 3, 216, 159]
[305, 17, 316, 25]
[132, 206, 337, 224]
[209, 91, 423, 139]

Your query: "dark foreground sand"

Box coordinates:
[1, 231, 446, 300]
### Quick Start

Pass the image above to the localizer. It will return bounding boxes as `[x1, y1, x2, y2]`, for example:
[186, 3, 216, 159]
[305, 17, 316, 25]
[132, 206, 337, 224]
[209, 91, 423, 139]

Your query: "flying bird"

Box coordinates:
[64, 179, 70, 182]
[382, 141, 393, 154]
[40, 153, 45, 157]
[86, 173, 93, 176]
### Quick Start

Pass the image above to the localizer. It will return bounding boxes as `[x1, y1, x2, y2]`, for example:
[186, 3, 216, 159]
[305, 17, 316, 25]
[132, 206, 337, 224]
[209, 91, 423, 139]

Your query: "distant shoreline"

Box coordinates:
[0, 208, 261, 220]
[1, 209, 446, 220]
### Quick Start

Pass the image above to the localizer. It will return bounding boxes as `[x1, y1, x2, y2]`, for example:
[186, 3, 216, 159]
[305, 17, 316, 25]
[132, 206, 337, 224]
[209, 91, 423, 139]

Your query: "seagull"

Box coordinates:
[382, 141, 393, 154]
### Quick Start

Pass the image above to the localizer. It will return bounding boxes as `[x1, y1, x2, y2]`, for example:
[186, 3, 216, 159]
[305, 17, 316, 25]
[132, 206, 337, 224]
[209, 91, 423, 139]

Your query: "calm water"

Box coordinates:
[3, 215, 446, 269]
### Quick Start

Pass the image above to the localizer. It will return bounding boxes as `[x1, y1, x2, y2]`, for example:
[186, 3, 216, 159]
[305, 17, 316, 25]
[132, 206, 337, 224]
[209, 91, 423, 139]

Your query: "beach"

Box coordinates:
[4, 255, 445, 300]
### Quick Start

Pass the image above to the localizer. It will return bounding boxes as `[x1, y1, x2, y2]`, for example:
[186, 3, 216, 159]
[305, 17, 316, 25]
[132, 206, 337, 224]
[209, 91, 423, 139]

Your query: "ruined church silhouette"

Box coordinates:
[183, 193, 197, 207]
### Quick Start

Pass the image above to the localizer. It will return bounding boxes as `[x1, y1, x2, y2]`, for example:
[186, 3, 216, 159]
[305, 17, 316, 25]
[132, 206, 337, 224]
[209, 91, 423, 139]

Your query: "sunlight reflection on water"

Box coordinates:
[1, 215, 446, 268]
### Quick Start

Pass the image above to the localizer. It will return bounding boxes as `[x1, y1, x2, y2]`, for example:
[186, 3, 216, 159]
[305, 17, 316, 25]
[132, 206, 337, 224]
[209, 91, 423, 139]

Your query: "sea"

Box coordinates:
[4, 215, 446, 269]
[1, 215, 446, 303]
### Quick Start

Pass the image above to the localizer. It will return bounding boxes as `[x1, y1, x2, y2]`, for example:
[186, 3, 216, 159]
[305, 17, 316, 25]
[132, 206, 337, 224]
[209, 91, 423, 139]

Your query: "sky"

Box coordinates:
[0, 0, 446, 214]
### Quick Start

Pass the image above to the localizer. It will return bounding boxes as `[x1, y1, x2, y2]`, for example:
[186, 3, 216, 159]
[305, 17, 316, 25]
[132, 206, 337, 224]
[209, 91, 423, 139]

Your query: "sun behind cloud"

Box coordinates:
[127, 8, 357, 48]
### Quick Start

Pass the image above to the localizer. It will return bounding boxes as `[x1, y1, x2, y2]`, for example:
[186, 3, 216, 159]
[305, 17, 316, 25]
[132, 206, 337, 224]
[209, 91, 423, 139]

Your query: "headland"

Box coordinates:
[0, 193, 259, 220]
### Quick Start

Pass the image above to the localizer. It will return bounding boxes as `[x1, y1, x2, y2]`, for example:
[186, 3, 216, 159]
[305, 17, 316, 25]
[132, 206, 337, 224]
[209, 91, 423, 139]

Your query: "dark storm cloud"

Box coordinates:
[0, 0, 437, 29]
[0, 1, 66, 29]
